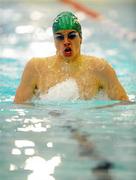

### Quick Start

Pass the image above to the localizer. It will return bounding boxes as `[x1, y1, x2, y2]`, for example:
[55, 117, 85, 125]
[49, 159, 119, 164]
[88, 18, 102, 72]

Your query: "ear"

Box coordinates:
[80, 37, 82, 44]
[54, 38, 57, 48]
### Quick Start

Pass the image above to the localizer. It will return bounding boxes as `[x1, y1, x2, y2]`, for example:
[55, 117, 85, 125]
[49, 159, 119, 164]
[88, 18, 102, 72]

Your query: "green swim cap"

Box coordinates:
[52, 11, 82, 37]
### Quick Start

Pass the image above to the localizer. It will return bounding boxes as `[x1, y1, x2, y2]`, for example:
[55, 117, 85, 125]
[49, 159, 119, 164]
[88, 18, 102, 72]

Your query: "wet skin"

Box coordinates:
[14, 30, 128, 104]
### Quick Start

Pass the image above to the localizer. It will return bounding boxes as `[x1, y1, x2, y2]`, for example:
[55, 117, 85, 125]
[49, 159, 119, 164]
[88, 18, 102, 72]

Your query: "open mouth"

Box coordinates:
[63, 47, 72, 57]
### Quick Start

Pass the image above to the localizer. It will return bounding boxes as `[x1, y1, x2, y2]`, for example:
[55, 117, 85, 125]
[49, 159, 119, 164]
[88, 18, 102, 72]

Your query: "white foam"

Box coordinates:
[38, 78, 110, 101]
[39, 78, 80, 101]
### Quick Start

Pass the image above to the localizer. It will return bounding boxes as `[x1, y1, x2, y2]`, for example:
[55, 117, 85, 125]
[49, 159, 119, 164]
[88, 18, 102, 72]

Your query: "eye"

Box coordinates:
[68, 32, 78, 39]
[55, 34, 64, 41]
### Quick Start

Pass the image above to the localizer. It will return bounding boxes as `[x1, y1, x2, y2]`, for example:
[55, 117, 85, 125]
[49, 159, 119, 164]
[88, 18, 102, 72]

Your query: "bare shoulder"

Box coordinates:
[82, 55, 116, 81]
[82, 55, 109, 71]
[92, 56, 115, 78]
[27, 55, 56, 71]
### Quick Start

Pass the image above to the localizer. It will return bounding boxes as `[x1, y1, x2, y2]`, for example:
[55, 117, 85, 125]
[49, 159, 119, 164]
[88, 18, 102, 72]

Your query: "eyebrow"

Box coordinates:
[55, 31, 76, 35]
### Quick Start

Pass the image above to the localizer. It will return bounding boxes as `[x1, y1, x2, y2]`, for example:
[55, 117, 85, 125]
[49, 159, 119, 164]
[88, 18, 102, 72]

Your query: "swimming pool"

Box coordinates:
[0, 1, 136, 180]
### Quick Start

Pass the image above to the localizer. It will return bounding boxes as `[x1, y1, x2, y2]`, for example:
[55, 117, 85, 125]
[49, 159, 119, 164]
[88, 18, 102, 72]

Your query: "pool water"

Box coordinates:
[0, 1, 136, 180]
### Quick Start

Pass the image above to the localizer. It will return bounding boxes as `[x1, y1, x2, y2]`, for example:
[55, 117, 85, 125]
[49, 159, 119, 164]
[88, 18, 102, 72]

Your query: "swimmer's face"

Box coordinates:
[54, 30, 82, 60]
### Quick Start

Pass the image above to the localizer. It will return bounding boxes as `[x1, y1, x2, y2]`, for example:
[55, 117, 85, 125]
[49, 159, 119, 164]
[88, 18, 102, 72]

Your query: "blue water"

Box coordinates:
[0, 1, 136, 180]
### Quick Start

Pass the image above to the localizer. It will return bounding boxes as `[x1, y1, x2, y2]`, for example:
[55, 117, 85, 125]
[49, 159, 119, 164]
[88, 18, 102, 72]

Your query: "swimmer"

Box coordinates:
[14, 11, 128, 104]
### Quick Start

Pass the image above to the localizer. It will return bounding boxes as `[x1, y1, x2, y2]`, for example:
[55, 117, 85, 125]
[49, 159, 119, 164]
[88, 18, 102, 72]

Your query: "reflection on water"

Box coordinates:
[17, 123, 48, 132]
[12, 148, 22, 155]
[15, 140, 35, 148]
[0, 101, 135, 180]
[7, 111, 61, 180]
[25, 156, 61, 180]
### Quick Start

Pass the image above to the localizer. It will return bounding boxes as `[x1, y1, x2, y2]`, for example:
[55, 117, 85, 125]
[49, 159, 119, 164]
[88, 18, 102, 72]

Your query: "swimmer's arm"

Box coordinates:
[97, 60, 129, 101]
[14, 59, 37, 104]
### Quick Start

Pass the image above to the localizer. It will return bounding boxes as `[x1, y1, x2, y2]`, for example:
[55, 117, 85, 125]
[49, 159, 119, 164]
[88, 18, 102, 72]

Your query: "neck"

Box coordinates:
[54, 54, 82, 75]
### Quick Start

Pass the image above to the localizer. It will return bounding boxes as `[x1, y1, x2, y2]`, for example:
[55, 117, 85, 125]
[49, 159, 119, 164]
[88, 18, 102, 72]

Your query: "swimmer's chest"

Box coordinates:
[37, 65, 99, 98]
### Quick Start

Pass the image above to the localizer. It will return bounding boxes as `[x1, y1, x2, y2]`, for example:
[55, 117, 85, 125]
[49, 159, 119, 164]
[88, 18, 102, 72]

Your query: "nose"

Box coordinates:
[64, 36, 71, 46]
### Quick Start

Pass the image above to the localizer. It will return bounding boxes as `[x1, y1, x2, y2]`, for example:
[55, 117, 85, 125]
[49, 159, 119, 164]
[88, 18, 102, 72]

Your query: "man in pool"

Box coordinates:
[14, 11, 128, 103]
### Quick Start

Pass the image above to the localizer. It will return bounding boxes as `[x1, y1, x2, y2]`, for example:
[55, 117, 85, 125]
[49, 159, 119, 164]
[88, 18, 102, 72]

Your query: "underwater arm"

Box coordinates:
[14, 59, 37, 104]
